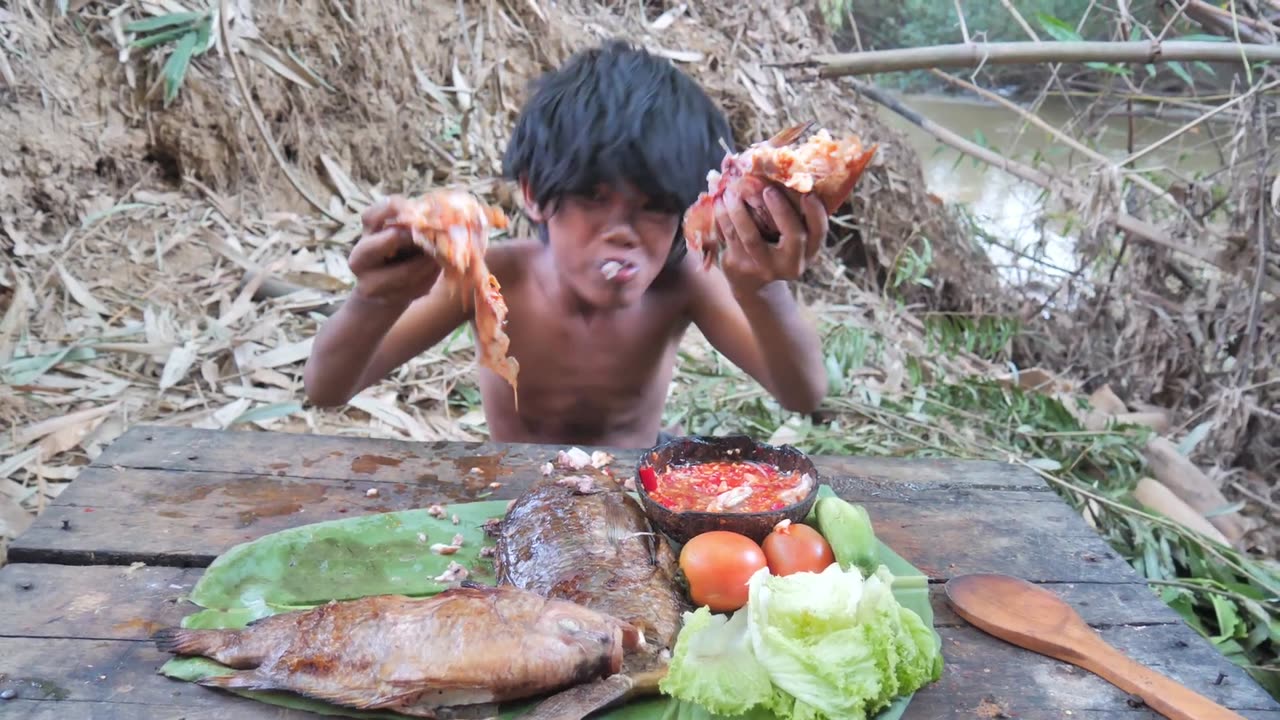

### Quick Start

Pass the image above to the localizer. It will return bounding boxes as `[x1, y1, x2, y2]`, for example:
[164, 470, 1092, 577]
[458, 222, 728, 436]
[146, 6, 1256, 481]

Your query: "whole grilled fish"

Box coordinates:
[493, 474, 691, 718]
[153, 584, 642, 718]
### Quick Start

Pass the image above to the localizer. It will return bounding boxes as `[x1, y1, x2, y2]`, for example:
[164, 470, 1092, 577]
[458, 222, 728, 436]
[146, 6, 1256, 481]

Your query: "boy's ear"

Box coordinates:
[518, 177, 547, 223]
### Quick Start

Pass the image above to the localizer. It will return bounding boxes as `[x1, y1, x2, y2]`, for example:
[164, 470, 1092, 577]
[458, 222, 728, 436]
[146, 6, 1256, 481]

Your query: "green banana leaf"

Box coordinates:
[158, 485, 939, 719]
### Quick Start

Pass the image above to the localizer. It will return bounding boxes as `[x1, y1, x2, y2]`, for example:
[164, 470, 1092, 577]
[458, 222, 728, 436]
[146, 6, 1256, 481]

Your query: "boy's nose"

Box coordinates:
[600, 222, 640, 248]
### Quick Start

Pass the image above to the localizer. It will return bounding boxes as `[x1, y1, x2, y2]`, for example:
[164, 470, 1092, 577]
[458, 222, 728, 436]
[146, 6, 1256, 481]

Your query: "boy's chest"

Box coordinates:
[502, 299, 688, 386]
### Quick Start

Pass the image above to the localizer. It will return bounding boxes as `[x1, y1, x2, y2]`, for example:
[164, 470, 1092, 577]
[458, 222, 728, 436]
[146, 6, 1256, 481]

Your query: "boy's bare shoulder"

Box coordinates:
[483, 238, 542, 284]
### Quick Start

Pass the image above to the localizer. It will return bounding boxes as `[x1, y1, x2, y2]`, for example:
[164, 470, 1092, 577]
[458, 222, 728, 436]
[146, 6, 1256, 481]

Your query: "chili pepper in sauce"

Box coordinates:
[639, 466, 658, 493]
[649, 461, 807, 514]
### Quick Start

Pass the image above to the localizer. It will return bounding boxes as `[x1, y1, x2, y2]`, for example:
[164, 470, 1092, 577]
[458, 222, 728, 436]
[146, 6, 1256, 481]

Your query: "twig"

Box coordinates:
[839, 77, 1278, 295]
[217, 0, 346, 225]
[953, 0, 970, 45]
[999, 0, 1039, 40]
[1117, 77, 1280, 169]
[1146, 578, 1278, 605]
[1237, 94, 1270, 387]
[805, 40, 1280, 78]
[928, 69, 1209, 235]
[1229, 480, 1280, 516]
[1157, 0, 1194, 42]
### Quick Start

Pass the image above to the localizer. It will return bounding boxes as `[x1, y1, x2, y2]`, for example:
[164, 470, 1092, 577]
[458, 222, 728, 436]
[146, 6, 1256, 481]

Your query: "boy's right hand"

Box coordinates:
[348, 195, 441, 309]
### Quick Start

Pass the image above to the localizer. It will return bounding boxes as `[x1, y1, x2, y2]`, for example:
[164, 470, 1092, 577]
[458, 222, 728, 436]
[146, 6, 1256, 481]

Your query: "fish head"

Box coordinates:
[541, 601, 644, 676]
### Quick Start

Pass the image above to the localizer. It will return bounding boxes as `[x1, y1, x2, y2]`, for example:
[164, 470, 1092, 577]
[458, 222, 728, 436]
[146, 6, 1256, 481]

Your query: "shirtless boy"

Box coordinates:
[303, 40, 830, 449]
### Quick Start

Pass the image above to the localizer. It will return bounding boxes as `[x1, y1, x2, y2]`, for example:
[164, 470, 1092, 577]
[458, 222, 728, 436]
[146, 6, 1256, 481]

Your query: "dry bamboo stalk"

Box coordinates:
[807, 40, 1280, 78]
[1142, 436, 1246, 542]
[1133, 477, 1232, 546]
[928, 68, 1210, 234]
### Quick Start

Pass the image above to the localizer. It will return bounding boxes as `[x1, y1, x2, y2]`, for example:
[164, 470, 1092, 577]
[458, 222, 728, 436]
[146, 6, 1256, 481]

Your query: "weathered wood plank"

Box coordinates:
[0, 564, 1194, 639]
[1, 625, 1274, 719]
[93, 424, 1048, 490]
[0, 564, 200, 641]
[8, 467, 1129, 582]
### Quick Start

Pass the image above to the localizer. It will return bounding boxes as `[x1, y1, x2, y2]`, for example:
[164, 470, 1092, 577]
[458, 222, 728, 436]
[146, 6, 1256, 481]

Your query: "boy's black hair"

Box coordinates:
[502, 39, 734, 271]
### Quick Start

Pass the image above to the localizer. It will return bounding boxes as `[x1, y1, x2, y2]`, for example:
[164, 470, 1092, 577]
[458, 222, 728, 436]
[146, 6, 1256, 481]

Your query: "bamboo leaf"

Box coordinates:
[128, 26, 194, 50]
[1168, 61, 1195, 87]
[161, 31, 198, 107]
[238, 39, 324, 90]
[229, 402, 303, 426]
[1177, 420, 1214, 456]
[123, 11, 204, 34]
[1036, 14, 1082, 43]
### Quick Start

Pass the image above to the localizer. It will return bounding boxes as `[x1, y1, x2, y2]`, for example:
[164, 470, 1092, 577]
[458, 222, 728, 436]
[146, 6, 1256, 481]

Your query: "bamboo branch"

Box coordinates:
[804, 40, 1280, 77]
[838, 77, 1280, 297]
[928, 68, 1212, 236]
[1117, 77, 1280, 167]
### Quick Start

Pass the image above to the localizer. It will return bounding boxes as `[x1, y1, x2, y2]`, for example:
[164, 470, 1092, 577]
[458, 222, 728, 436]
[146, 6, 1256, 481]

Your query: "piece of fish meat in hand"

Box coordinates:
[493, 476, 690, 718]
[152, 584, 642, 718]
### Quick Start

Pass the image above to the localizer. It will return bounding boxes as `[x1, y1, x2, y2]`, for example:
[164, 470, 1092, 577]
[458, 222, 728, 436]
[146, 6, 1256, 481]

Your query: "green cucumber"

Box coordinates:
[815, 495, 880, 576]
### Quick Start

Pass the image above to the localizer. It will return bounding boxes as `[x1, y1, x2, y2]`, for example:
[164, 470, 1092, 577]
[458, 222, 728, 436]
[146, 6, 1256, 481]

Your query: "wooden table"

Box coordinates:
[2, 425, 1277, 719]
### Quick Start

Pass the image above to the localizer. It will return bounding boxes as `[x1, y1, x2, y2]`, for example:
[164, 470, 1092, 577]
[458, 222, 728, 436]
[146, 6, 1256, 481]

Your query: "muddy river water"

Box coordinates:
[872, 93, 1229, 285]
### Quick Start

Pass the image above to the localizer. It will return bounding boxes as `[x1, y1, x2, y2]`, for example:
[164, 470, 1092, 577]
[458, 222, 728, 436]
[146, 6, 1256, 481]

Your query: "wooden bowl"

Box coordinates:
[635, 434, 821, 545]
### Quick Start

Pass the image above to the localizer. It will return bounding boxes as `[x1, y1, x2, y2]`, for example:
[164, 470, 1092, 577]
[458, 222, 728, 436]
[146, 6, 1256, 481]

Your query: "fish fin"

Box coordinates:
[820, 143, 879, 215]
[196, 670, 271, 691]
[765, 120, 814, 148]
[516, 674, 635, 720]
[153, 627, 228, 658]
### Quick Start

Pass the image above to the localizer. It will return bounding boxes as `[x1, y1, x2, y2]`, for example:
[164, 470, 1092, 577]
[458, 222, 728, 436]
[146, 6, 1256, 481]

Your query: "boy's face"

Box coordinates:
[523, 180, 680, 309]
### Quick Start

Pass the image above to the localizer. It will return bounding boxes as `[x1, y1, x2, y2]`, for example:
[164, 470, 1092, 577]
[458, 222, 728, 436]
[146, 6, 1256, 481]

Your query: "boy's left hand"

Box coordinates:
[714, 183, 828, 297]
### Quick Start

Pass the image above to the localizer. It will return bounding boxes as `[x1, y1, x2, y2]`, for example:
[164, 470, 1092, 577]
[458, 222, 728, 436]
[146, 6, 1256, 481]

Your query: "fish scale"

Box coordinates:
[151, 585, 641, 718]
[494, 476, 689, 672]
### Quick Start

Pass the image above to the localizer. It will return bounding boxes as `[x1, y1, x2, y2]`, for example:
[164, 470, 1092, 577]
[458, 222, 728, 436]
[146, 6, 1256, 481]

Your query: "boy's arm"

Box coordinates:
[686, 263, 828, 414]
[303, 279, 470, 406]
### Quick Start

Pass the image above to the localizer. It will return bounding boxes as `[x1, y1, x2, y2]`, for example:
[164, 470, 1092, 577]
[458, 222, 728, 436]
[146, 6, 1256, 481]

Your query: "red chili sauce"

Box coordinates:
[647, 460, 812, 514]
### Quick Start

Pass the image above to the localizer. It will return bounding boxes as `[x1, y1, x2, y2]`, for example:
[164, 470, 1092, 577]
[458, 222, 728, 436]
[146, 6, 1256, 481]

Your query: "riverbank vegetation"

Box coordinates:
[1, 0, 1276, 699]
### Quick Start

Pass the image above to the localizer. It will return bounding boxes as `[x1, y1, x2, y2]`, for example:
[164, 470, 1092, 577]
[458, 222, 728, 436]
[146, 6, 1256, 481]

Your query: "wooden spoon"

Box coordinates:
[945, 573, 1246, 720]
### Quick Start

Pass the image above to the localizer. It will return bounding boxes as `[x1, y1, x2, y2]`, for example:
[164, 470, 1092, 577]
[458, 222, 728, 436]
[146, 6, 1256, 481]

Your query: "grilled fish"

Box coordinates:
[153, 584, 642, 718]
[493, 474, 691, 718]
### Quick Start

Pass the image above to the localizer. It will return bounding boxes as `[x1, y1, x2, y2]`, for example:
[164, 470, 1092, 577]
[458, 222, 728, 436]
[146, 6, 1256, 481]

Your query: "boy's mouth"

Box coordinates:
[599, 259, 638, 284]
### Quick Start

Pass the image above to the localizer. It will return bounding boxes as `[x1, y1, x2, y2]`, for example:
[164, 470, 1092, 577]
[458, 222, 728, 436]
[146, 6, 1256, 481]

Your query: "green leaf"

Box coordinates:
[229, 402, 303, 426]
[1026, 457, 1062, 471]
[1085, 62, 1130, 75]
[123, 11, 205, 34]
[1177, 420, 1214, 457]
[2, 346, 98, 384]
[128, 25, 195, 50]
[1036, 13, 1082, 42]
[1180, 34, 1229, 42]
[1210, 595, 1245, 641]
[1168, 61, 1195, 88]
[161, 31, 199, 107]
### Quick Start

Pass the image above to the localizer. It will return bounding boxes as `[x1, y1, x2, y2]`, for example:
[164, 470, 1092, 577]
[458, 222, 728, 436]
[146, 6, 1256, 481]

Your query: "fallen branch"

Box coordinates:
[837, 77, 1280, 297]
[927, 68, 1212, 236]
[804, 40, 1280, 78]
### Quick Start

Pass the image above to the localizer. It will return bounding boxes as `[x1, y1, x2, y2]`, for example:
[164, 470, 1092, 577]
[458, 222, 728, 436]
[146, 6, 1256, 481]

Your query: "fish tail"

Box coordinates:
[153, 627, 228, 657]
[196, 670, 270, 691]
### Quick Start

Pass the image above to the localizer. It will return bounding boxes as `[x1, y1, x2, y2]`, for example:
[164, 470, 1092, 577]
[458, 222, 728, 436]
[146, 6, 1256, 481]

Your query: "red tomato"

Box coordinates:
[762, 521, 835, 576]
[679, 531, 768, 612]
